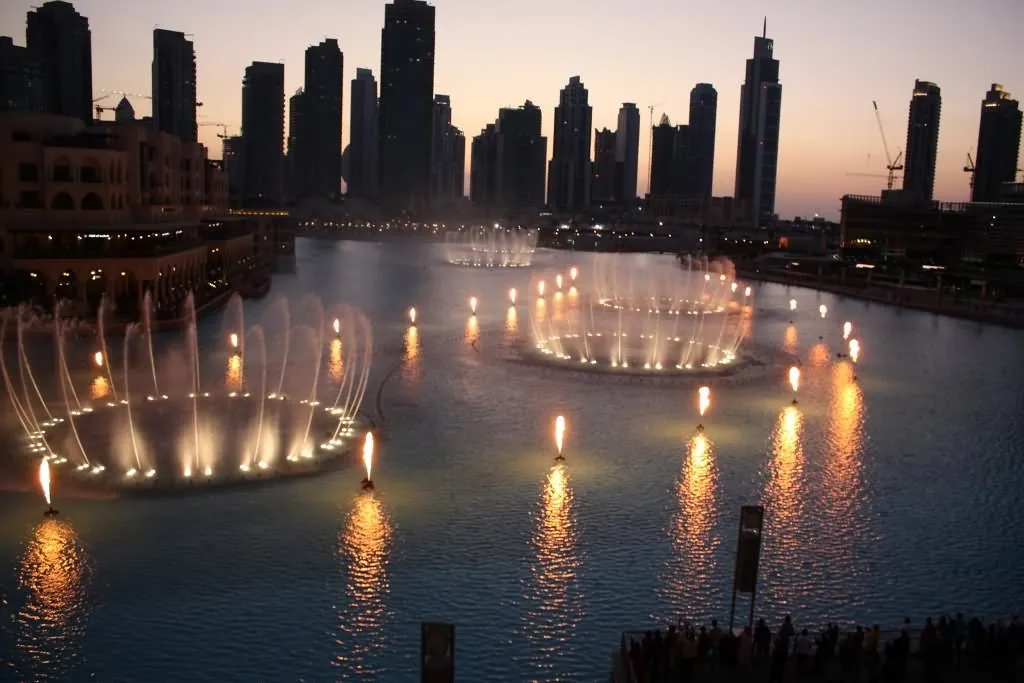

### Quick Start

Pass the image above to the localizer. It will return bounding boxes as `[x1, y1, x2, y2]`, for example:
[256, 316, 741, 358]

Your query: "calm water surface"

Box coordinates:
[2, 239, 1023, 682]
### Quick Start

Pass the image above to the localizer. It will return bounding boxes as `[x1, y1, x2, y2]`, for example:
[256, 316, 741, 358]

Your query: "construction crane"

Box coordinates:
[871, 100, 904, 190]
[199, 122, 233, 139]
[964, 153, 976, 194]
[647, 102, 664, 194]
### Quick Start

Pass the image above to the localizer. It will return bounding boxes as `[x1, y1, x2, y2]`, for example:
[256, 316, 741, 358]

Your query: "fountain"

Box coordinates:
[444, 225, 537, 268]
[527, 253, 753, 376]
[1, 293, 373, 493]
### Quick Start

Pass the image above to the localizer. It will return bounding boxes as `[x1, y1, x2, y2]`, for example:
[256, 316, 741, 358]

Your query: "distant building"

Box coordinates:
[0, 37, 46, 112]
[615, 103, 640, 202]
[972, 84, 1022, 203]
[26, 0, 93, 122]
[300, 38, 343, 199]
[152, 29, 197, 143]
[430, 95, 464, 203]
[902, 79, 942, 203]
[735, 21, 781, 225]
[470, 123, 498, 206]
[286, 88, 305, 201]
[591, 127, 617, 204]
[649, 115, 690, 197]
[378, 0, 435, 210]
[241, 61, 285, 208]
[348, 68, 378, 197]
[686, 83, 717, 198]
[222, 135, 244, 207]
[494, 100, 546, 210]
[548, 76, 592, 212]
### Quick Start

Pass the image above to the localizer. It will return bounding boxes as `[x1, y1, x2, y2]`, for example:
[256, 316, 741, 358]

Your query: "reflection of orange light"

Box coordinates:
[783, 325, 798, 354]
[92, 351, 103, 367]
[534, 297, 546, 324]
[552, 291, 565, 321]
[768, 406, 803, 511]
[505, 306, 518, 335]
[534, 464, 578, 592]
[328, 338, 344, 382]
[554, 415, 566, 455]
[16, 519, 90, 668]
[404, 324, 420, 362]
[809, 342, 829, 367]
[788, 366, 800, 393]
[226, 353, 242, 391]
[698, 386, 711, 417]
[464, 314, 479, 343]
[826, 362, 864, 511]
[89, 375, 110, 400]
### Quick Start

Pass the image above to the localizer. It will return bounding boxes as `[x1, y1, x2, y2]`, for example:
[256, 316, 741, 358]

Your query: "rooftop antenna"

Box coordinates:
[763, 17, 767, 38]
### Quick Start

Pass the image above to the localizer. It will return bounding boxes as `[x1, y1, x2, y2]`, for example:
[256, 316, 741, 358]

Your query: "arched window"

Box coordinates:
[52, 192, 73, 210]
[81, 193, 103, 210]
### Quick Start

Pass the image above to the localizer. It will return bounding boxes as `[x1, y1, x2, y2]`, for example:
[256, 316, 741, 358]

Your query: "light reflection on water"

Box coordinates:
[762, 406, 805, 611]
[87, 376, 110, 400]
[328, 338, 344, 383]
[335, 493, 394, 677]
[464, 315, 479, 345]
[14, 519, 92, 682]
[225, 353, 242, 391]
[826, 361, 866, 516]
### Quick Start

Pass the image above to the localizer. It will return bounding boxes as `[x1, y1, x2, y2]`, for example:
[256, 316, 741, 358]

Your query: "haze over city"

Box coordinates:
[2, 0, 1020, 218]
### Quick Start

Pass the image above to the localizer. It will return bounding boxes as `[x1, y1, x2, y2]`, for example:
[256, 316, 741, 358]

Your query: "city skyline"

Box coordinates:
[2, 0, 1021, 218]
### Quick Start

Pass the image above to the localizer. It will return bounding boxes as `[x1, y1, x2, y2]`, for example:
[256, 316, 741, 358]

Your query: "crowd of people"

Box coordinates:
[613, 613, 1023, 682]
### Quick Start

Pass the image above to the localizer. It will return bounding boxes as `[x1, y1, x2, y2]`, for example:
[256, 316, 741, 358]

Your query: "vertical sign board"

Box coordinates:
[728, 505, 765, 631]
[421, 622, 455, 683]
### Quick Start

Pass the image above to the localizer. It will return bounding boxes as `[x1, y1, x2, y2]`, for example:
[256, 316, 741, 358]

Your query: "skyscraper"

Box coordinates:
[495, 100, 546, 210]
[430, 95, 465, 203]
[902, 79, 941, 203]
[152, 29, 197, 143]
[686, 84, 717, 198]
[241, 61, 285, 207]
[301, 39, 343, 199]
[378, 0, 435, 209]
[348, 68, 378, 197]
[592, 128, 618, 204]
[735, 21, 782, 224]
[972, 84, 1022, 203]
[615, 103, 641, 203]
[650, 115, 677, 196]
[0, 37, 46, 112]
[548, 76, 593, 212]
[470, 123, 498, 206]
[286, 88, 306, 200]
[26, 0, 92, 121]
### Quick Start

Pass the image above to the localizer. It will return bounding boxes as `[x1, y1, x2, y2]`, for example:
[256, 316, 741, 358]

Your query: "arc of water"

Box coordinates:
[123, 325, 145, 472]
[298, 317, 325, 458]
[55, 319, 91, 467]
[143, 290, 160, 396]
[186, 294, 202, 474]
[331, 315, 373, 440]
[274, 300, 291, 396]
[53, 300, 85, 412]
[248, 325, 267, 467]
[1, 317, 51, 451]
[97, 294, 120, 401]
[331, 310, 358, 419]
[16, 306, 51, 427]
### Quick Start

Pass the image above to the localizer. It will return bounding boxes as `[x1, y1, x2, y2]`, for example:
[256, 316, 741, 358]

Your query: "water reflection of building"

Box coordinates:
[523, 463, 582, 671]
[336, 493, 394, 676]
[15, 519, 92, 680]
[662, 433, 720, 621]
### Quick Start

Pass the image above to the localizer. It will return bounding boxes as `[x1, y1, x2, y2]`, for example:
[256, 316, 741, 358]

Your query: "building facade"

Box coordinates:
[548, 76, 592, 212]
[430, 95, 465, 203]
[348, 68, 378, 197]
[973, 84, 1022, 203]
[734, 24, 781, 225]
[378, 0, 435, 210]
[152, 29, 197, 143]
[26, 0, 93, 122]
[495, 101, 546, 211]
[300, 38, 343, 199]
[0, 37, 46, 112]
[470, 123, 498, 207]
[241, 61, 285, 208]
[902, 79, 942, 203]
[686, 83, 717, 198]
[615, 103, 640, 203]
[592, 128, 617, 204]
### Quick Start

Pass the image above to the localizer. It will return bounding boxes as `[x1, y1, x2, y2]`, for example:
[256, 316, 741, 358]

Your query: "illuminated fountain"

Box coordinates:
[696, 386, 711, 432]
[788, 366, 801, 405]
[1, 293, 374, 492]
[443, 225, 537, 268]
[528, 253, 751, 376]
[40, 458, 58, 516]
[360, 431, 375, 490]
[553, 415, 566, 461]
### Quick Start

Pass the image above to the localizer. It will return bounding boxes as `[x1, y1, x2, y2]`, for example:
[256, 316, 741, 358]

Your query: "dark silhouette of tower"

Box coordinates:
[0, 37, 46, 112]
[26, 0, 92, 121]
[615, 103, 641, 203]
[299, 38, 343, 199]
[592, 128, 618, 203]
[686, 83, 717, 198]
[735, 19, 781, 225]
[972, 84, 1022, 203]
[152, 29, 197, 142]
[378, 0, 435, 210]
[349, 68, 379, 197]
[650, 115, 677, 196]
[548, 76, 592, 211]
[902, 79, 942, 202]
[241, 61, 285, 207]
[470, 123, 498, 206]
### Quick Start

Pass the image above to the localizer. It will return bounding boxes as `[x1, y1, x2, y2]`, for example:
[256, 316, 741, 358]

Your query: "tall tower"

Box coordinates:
[495, 101, 546, 210]
[378, 0, 436, 210]
[241, 61, 285, 208]
[302, 38, 343, 199]
[902, 79, 942, 202]
[26, 0, 92, 121]
[687, 83, 718, 198]
[972, 84, 1022, 203]
[152, 29, 197, 142]
[592, 128, 618, 204]
[734, 20, 781, 225]
[615, 103, 641, 203]
[548, 76, 593, 212]
[348, 68, 378, 196]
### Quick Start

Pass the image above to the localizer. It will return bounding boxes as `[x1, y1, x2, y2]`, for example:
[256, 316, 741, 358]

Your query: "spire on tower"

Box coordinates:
[763, 16, 767, 38]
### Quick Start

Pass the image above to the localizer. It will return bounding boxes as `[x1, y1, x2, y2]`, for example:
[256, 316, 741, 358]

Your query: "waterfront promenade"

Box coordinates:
[611, 614, 1022, 682]
[737, 268, 1024, 330]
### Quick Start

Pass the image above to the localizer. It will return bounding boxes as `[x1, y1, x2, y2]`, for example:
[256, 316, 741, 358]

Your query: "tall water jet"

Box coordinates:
[185, 293, 202, 475]
[1, 317, 49, 451]
[97, 294, 119, 401]
[142, 290, 160, 397]
[122, 324, 145, 474]
[297, 299, 326, 458]
[329, 306, 373, 442]
[267, 295, 291, 397]
[55, 319, 90, 467]
[246, 325, 268, 468]
[224, 293, 245, 380]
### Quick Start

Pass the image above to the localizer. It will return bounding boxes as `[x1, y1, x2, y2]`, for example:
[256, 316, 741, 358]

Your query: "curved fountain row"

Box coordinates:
[1, 293, 373, 492]
[444, 226, 537, 268]
[527, 253, 752, 375]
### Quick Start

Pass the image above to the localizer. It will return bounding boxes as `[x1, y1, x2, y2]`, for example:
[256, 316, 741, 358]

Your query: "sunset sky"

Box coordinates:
[2, 0, 1022, 219]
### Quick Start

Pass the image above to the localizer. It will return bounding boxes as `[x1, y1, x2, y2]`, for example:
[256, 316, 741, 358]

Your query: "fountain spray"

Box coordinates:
[361, 431, 375, 490]
[554, 415, 566, 461]
[789, 366, 800, 405]
[41, 458, 58, 516]
[696, 386, 711, 432]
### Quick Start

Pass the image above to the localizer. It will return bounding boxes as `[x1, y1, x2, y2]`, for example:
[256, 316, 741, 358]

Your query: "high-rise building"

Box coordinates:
[592, 128, 618, 204]
[378, 0, 435, 209]
[494, 100, 546, 210]
[615, 103, 640, 203]
[470, 123, 498, 206]
[972, 84, 1022, 203]
[26, 0, 93, 122]
[222, 135, 245, 206]
[686, 84, 717, 198]
[152, 29, 197, 143]
[299, 38, 343, 199]
[548, 76, 593, 212]
[348, 68, 378, 197]
[649, 115, 677, 196]
[735, 21, 781, 224]
[0, 37, 46, 112]
[430, 95, 465, 203]
[902, 79, 941, 203]
[241, 61, 285, 207]
[286, 88, 306, 200]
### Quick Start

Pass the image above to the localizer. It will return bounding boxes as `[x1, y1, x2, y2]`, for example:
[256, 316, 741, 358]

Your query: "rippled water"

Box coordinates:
[2, 239, 1024, 682]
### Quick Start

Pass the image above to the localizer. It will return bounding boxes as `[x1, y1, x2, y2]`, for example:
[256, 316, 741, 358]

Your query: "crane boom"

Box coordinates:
[871, 100, 904, 190]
